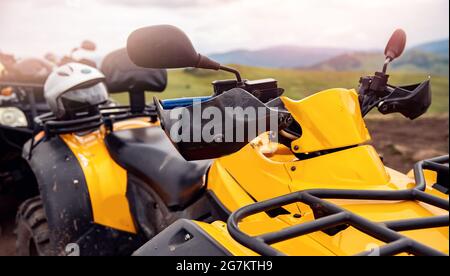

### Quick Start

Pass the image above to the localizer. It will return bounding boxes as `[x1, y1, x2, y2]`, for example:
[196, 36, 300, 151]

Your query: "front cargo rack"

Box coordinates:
[26, 104, 158, 159]
[227, 155, 449, 256]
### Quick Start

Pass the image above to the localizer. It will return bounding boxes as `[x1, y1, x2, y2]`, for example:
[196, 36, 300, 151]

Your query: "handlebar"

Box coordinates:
[358, 72, 431, 120]
[161, 96, 211, 109]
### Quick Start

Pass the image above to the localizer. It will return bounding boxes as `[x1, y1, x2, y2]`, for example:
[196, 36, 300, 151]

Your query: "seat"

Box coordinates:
[105, 127, 210, 210]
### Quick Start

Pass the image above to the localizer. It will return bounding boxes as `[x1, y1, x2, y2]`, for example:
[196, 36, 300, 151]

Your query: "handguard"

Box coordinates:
[378, 80, 431, 120]
[359, 70, 431, 120]
[154, 88, 293, 161]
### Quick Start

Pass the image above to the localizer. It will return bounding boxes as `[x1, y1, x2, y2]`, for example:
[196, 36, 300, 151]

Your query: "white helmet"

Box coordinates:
[44, 63, 108, 119]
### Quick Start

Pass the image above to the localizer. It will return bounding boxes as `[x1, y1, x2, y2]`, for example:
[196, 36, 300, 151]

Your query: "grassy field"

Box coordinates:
[111, 65, 449, 113]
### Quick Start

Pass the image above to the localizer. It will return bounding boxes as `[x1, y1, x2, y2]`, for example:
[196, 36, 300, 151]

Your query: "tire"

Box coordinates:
[15, 196, 53, 256]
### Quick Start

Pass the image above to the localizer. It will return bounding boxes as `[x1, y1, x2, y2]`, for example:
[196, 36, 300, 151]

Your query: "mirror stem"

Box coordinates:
[382, 58, 391, 74]
[219, 65, 242, 83]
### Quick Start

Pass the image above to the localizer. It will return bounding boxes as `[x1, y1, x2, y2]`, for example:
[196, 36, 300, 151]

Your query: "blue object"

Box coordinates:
[161, 96, 212, 109]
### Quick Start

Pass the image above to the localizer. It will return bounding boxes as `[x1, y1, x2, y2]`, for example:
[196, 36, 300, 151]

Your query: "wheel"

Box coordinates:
[15, 196, 53, 256]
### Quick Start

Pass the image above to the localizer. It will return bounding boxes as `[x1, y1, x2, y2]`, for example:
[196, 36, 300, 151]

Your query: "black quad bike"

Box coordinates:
[0, 57, 51, 216]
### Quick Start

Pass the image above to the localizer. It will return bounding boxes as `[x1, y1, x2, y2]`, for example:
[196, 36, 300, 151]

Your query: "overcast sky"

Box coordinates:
[0, 0, 448, 58]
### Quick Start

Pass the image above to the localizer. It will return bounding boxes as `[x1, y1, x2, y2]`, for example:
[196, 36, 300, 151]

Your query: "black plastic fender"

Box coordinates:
[133, 219, 231, 256]
[22, 136, 142, 255]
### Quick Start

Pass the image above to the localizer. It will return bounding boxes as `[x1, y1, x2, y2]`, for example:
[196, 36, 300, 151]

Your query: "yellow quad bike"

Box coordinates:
[127, 26, 448, 256]
[18, 25, 448, 256]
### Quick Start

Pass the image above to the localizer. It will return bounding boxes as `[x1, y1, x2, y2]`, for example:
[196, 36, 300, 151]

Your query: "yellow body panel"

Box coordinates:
[281, 89, 371, 154]
[211, 138, 299, 215]
[205, 89, 448, 255]
[60, 118, 155, 233]
[207, 141, 449, 255]
[407, 169, 448, 199]
[287, 145, 392, 191]
[194, 221, 259, 256]
[195, 219, 336, 256]
[207, 161, 255, 212]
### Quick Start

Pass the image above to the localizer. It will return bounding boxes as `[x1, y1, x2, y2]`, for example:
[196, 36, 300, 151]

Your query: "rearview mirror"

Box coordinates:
[127, 25, 221, 70]
[384, 29, 407, 61]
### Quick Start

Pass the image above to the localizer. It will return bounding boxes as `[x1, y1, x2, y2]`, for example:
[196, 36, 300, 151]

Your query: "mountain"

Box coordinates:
[308, 52, 383, 71]
[309, 39, 449, 75]
[393, 50, 449, 75]
[209, 46, 348, 68]
[411, 39, 449, 58]
[209, 39, 449, 75]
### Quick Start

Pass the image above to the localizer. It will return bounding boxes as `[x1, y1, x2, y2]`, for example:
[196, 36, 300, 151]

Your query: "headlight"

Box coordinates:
[0, 107, 28, 127]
